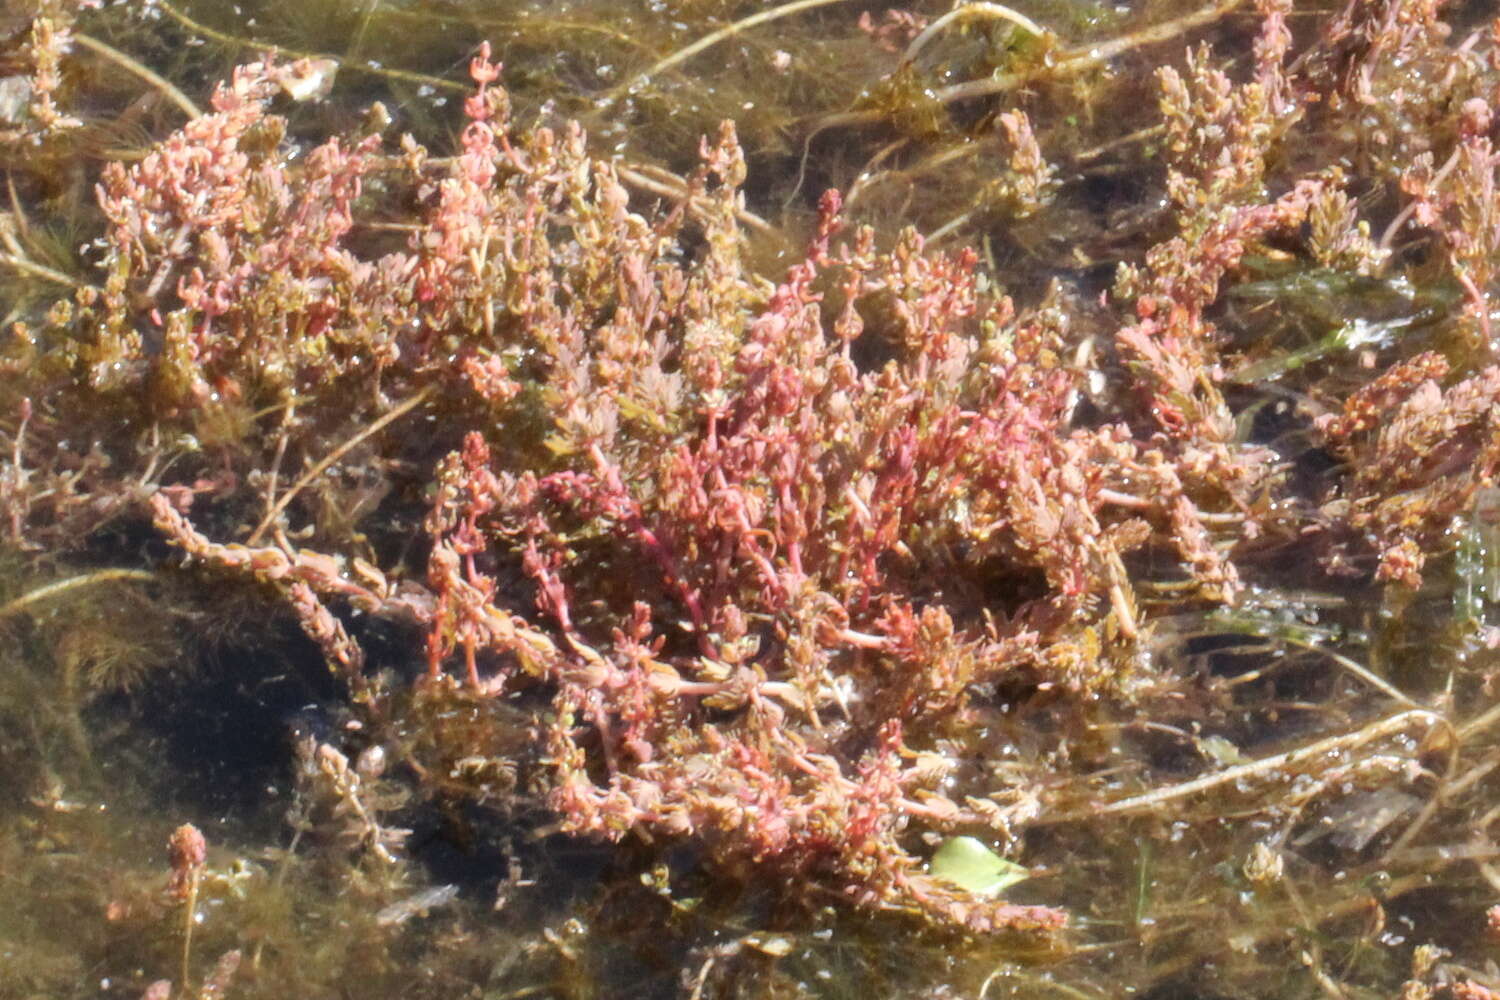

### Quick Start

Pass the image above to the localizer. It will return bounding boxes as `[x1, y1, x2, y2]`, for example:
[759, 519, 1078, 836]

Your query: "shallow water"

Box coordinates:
[5, 0, 1500, 998]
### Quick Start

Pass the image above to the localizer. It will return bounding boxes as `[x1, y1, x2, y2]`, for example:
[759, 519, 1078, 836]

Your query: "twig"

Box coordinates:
[1043, 709, 1443, 821]
[4, 396, 29, 543]
[0, 250, 81, 288]
[601, 0, 856, 113]
[616, 164, 775, 235]
[926, 205, 978, 243]
[1096, 488, 1245, 524]
[259, 401, 297, 537]
[841, 138, 911, 211]
[1282, 873, 1352, 1000]
[7, 175, 29, 241]
[1074, 122, 1166, 163]
[1435, 748, 1500, 803]
[936, 0, 1244, 104]
[1456, 696, 1500, 741]
[0, 210, 90, 290]
[0, 567, 158, 620]
[155, 0, 468, 94]
[247, 386, 434, 544]
[1273, 634, 1419, 707]
[1377, 710, 1464, 863]
[903, 3, 1050, 64]
[73, 33, 202, 120]
[807, 0, 1245, 135]
[180, 865, 199, 989]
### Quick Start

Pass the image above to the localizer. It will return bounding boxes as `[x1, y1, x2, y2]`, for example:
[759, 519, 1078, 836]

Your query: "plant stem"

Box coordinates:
[0, 568, 157, 620]
[903, 3, 1050, 64]
[155, 0, 467, 94]
[601, 0, 855, 112]
[180, 868, 199, 990]
[247, 386, 434, 544]
[1045, 709, 1444, 821]
[73, 33, 201, 120]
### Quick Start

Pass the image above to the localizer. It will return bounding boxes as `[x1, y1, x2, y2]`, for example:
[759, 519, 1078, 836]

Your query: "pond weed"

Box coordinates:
[7, 0, 1500, 996]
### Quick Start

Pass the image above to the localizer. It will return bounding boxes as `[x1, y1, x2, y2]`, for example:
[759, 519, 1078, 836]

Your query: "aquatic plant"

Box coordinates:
[128, 42, 1187, 930]
[0, 1, 91, 152]
[1, 20, 1286, 929]
[14, 0, 1500, 994]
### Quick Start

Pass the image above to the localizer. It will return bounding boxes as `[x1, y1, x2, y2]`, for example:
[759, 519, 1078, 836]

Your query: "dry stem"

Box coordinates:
[155, 0, 468, 94]
[73, 33, 202, 120]
[600, 0, 856, 113]
[903, 2, 1050, 64]
[247, 386, 434, 545]
[1044, 709, 1445, 822]
[0, 567, 157, 620]
[809, 0, 1245, 134]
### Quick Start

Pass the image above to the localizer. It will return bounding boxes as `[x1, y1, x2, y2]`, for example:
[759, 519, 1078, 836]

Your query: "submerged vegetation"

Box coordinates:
[9, 0, 1500, 996]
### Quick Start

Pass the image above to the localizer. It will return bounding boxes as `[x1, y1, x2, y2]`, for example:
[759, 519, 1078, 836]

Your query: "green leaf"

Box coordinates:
[928, 836, 1031, 897]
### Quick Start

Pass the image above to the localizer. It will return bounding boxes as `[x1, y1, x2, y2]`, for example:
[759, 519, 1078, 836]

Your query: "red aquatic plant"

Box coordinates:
[132, 46, 1230, 931]
[34, 0, 1500, 937]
